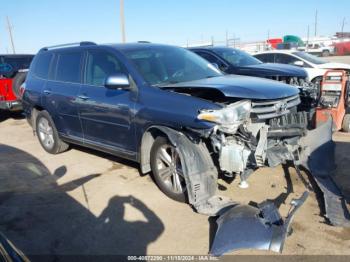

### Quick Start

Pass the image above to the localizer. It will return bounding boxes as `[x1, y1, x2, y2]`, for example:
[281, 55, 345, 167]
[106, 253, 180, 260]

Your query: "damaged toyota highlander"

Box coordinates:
[22, 42, 345, 255]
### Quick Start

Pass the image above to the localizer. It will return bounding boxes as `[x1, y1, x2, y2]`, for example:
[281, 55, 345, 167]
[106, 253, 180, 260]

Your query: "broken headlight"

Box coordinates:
[198, 100, 251, 134]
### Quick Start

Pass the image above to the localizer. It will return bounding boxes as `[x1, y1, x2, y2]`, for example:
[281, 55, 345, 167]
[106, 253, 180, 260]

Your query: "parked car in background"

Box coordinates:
[0, 54, 34, 111]
[254, 50, 350, 85]
[190, 47, 318, 112]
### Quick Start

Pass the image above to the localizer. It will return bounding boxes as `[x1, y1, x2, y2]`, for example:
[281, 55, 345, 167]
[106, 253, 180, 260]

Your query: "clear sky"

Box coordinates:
[0, 0, 349, 54]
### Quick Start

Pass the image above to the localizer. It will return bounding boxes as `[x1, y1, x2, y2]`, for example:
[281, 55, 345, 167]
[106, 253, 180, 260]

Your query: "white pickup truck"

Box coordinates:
[298, 42, 335, 57]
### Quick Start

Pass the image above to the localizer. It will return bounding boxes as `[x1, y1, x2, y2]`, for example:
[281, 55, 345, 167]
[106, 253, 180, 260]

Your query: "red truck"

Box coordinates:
[0, 54, 34, 111]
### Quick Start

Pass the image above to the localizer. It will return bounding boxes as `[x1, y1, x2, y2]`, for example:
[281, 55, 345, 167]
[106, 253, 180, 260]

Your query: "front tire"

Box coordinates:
[36, 111, 69, 154]
[150, 137, 187, 203]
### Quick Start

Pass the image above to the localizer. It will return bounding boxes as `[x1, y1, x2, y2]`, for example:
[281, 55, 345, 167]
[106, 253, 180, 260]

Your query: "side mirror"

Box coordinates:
[105, 74, 130, 90]
[211, 63, 220, 70]
[293, 60, 304, 67]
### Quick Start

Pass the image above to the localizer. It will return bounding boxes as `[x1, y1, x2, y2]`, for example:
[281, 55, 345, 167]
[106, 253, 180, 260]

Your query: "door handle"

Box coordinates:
[77, 95, 90, 101]
[43, 90, 52, 95]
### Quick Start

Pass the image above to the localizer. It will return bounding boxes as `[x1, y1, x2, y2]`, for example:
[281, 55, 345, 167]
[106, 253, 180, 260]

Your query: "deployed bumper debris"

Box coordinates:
[210, 192, 309, 256]
[300, 118, 350, 227]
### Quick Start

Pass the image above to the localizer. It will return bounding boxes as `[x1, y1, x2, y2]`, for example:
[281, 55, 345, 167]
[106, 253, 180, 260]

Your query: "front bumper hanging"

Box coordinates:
[299, 117, 350, 227]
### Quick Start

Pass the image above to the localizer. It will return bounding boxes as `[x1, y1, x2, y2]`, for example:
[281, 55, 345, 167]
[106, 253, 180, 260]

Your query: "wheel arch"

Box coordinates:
[139, 125, 218, 207]
[29, 105, 44, 132]
[139, 125, 176, 174]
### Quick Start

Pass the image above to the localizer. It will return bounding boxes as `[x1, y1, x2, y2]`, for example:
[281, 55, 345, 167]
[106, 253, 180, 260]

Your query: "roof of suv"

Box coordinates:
[39, 42, 178, 53]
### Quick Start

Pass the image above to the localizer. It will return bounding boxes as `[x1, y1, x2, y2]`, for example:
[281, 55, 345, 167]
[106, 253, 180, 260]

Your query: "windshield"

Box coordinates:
[121, 46, 222, 86]
[293, 51, 326, 65]
[212, 48, 262, 66]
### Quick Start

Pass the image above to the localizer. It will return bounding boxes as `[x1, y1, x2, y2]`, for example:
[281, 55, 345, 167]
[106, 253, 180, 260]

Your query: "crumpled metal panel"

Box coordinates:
[300, 118, 350, 227]
[153, 127, 218, 208]
[210, 192, 309, 256]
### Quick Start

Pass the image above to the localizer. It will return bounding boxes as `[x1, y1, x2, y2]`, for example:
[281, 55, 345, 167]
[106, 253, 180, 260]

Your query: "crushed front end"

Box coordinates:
[179, 94, 346, 255]
[202, 94, 309, 187]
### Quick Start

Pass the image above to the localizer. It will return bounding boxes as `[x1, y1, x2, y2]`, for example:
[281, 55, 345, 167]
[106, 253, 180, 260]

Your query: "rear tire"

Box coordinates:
[322, 50, 330, 57]
[342, 114, 350, 132]
[36, 111, 69, 154]
[150, 136, 187, 203]
[12, 72, 27, 99]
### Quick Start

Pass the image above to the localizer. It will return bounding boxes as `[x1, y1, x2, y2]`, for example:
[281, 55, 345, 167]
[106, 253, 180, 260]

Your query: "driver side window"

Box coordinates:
[196, 52, 227, 71]
[85, 50, 127, 86]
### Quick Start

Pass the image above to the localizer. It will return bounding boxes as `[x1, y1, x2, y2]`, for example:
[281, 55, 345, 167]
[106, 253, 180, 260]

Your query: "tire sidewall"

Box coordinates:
[150, 136, 187, 203]
[12, 72, 27, 99]
[36, 111, 60, 154]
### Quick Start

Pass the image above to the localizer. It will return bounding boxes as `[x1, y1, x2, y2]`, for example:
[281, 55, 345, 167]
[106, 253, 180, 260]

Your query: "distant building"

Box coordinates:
[335, 32, 350, 39]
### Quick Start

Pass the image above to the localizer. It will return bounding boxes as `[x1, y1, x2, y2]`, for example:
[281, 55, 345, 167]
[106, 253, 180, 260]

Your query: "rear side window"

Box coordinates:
[55, 52, 82, 83]
[34, 53, 53, 79]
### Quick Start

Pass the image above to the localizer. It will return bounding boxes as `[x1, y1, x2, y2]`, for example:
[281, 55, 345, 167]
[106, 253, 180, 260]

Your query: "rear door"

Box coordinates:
[43, 50, 84, 139]
[78, 48, 136, 156]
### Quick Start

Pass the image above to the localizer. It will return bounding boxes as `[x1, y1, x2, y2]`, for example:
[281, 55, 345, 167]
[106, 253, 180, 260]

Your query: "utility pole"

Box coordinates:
[314, 9, 318, 37]
[120, 0, 126, 43]
[341, 17, 346, 38]
[6, 16, 16, 54]
[307, 25, 310, 52]
[226, 30, 228, 47]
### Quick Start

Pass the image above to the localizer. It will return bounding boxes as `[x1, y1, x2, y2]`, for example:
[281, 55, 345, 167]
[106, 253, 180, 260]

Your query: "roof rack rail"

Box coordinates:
[137, 41, 151, 43]
[40, 41, 97, 51]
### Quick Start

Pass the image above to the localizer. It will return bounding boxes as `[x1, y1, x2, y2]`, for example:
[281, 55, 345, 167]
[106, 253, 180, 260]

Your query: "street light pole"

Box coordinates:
[120, 0, 126, 43]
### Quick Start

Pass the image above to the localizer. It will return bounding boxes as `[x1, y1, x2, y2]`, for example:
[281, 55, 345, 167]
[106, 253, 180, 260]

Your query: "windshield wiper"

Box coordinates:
[153, 80, 179, 87]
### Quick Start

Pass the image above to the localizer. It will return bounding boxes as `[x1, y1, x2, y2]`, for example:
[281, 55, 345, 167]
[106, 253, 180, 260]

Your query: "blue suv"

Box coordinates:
[23, 42, 340, 254]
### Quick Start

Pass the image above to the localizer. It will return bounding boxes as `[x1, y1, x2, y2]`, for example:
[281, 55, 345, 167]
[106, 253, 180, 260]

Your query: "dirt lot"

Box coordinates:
[1, 57, 350, 259]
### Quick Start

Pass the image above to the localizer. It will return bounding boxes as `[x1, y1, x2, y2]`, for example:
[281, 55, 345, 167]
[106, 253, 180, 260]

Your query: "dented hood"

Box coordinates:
[235, 63, 307, 78]
[162, 75, 299, 100]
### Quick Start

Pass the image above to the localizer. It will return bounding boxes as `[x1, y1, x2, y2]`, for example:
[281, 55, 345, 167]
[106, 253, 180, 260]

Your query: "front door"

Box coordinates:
[78, 49, 136, 155]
